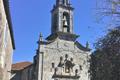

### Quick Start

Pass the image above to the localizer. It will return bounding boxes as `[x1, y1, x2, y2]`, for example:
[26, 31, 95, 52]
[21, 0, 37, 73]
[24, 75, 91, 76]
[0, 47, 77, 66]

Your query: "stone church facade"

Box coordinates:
[11, 0, 91, 80]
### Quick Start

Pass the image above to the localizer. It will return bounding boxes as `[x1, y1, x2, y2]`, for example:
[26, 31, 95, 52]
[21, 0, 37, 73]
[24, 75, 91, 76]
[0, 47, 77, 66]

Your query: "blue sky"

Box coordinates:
[10, 0, 107, 63]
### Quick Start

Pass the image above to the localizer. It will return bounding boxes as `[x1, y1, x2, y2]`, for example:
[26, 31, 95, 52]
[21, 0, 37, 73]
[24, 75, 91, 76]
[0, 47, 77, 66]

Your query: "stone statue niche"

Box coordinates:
[52, 54, 80, 79]
[64, 54, 75, 73]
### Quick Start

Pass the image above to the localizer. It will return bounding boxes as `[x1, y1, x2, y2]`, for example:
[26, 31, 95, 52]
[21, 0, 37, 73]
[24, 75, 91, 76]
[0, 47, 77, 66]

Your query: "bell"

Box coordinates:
[64, 20, 68, 26]
[63, 16, 68, 26]
[63, 15, 67, 20]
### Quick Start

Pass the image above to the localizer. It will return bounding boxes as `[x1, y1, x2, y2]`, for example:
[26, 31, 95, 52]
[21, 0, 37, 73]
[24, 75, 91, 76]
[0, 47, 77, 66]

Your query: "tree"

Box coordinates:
[90, 26, 120, 80]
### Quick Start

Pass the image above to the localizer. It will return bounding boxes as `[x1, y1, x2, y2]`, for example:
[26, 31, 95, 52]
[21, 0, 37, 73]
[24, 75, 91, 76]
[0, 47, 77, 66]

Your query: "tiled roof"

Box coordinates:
[12, 62, 32, 71]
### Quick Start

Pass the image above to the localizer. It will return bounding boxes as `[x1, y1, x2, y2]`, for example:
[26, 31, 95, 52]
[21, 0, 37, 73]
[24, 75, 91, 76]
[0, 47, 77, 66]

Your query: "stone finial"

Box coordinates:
[86, 41, 89, 49]
[39, 32, 43, 42]
[37, 32, 43, 44]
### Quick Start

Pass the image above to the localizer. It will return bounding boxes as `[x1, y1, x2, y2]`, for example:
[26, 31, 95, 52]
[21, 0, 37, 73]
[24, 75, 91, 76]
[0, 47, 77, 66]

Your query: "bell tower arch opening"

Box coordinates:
[62, 12, 70, 33]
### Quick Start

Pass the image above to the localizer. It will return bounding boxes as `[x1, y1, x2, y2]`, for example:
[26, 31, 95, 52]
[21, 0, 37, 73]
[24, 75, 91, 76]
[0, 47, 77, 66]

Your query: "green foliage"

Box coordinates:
[90, 26, 120, 80]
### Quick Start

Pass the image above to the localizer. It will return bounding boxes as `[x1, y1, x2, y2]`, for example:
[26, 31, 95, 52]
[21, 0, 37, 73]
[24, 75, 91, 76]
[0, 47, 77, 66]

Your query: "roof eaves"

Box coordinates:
[3, 0, 15, 49]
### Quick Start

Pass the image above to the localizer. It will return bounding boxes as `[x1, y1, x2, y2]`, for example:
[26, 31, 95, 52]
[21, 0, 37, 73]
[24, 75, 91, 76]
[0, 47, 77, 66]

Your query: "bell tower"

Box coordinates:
[51, 0, 74, 34]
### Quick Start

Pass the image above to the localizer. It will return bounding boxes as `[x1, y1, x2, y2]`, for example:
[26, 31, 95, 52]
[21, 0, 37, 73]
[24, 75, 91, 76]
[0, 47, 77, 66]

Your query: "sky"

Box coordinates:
[9, 0, 108, 63]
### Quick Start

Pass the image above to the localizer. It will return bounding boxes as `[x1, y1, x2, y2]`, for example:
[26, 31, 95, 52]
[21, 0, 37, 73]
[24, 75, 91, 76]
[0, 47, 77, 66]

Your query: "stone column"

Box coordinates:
[38, 52, 44, 80]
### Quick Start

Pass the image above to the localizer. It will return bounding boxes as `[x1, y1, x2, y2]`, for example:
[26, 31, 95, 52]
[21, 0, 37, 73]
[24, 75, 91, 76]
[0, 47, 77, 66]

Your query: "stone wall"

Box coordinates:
[0, 67, 3, 80]
[0, 1, 5, 79]
[0, 0, 4, 68]
[0, 0, 14, 80]
[11, 71, 22, 80]
[21, 65, 33, 80]
[4, 25, 13, 80]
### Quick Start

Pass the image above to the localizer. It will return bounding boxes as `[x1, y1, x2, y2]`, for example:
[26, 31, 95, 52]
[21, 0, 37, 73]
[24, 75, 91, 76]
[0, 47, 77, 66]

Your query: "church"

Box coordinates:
[11, 0, 91, 80]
